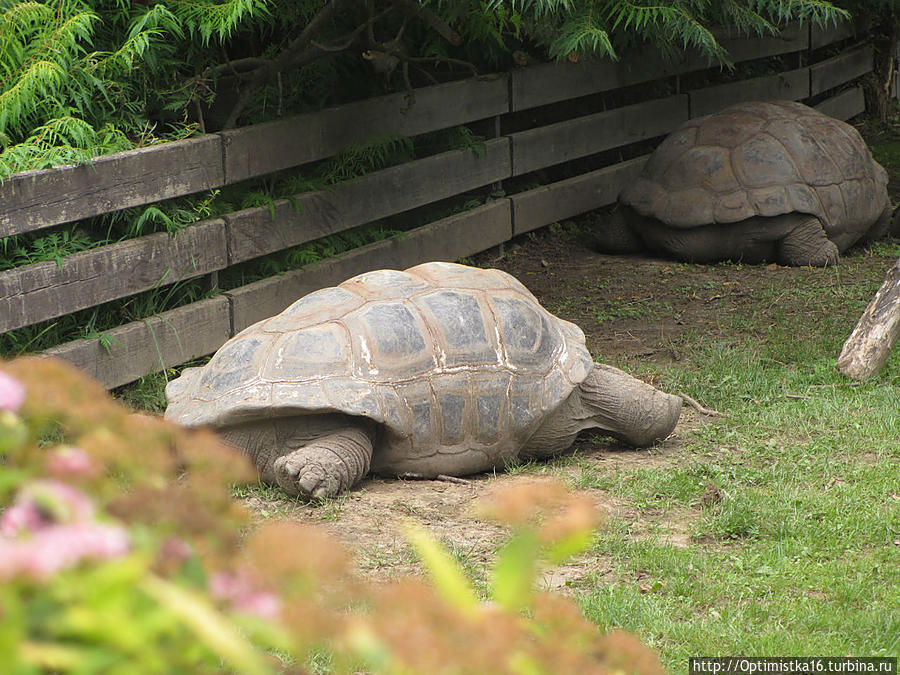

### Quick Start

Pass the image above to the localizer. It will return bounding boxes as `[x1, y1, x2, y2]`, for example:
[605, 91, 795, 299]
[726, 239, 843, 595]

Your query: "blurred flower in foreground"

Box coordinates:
[47, 445, 100, 479]
[210, 569, 283, 620]
[0, 479, 130, 580]
[1, 480, 96, 535]
[0, 521, 131, 580]
[477, 478, 604, 560]
[0, 369, 25, 412]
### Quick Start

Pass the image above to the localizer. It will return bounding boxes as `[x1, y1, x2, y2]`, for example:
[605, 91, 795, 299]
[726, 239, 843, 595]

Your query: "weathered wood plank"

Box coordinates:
[510, 23, 807, 111]
[228, 200, 512, 333]
[689, 67, 809, 118]
[814, 86, 866, 121]
[226, 139, 511, 263]
[511, 51, 681, 113]
[511, 156, 648, 235]
[810, 44, 873, 95]
[45, 296, 231, 389]
[717, 22, 808, 64]
[0, 220, 227, 334]
[0, 136, 224, 238]
[510, 96, 688, 176]
[221, 76, 509, 183]
[810, 20, 855, 50]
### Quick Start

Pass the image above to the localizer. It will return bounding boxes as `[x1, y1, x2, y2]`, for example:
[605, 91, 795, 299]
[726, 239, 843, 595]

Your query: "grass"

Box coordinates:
[564, 315, 900, 668]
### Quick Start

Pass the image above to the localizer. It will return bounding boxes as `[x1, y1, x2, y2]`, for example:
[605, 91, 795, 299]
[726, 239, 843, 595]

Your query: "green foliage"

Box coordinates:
[0, 358, 662, 674]
[0, 229, 95, 270]
[485, 0, 849, 65]
[0, 0, 858, 182]
[0, 0, 268, 179]
[318, 134, 415, 185]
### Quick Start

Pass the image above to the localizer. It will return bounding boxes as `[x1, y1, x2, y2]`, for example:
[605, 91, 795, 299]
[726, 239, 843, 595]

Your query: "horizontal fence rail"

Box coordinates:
[0, 20, 885, 388]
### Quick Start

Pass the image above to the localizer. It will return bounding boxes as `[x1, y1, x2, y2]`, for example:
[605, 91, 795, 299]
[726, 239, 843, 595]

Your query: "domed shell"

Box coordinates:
[620, 101, 890, 234]
[165, 262, 595, 465]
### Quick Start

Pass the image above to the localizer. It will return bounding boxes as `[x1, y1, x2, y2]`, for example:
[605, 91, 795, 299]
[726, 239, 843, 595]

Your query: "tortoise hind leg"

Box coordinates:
[274, 424, 375, 500]
[522, 364, 681, 459]
[777, 215, 839, 266]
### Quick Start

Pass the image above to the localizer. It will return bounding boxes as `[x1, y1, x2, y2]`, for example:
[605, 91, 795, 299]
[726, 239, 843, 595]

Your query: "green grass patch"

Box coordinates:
[569, 300, 899, 668]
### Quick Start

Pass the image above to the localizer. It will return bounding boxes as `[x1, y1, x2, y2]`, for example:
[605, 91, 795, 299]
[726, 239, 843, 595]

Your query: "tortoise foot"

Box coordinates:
[273, 428, 374, 500]
[274, 451, 338, 500]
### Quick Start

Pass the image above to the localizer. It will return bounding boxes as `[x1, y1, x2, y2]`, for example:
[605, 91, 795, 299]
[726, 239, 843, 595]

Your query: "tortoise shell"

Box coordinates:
[164, 262, 595, 471]
[619, 101, 890, 237]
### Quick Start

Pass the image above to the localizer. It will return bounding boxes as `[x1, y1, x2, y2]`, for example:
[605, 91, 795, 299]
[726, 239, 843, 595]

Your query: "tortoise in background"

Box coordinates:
[165, 262, 682, 499]
[613, 101, 894, 266]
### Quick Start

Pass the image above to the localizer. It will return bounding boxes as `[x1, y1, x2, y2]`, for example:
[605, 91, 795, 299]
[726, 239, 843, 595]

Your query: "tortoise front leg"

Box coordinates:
[274, 424, 375, 500]
[574, 364, 682, 447]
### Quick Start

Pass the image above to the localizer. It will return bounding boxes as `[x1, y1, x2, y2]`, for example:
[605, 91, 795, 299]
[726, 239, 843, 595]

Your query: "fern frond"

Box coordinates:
[748, 0, 850, 25]
[168, 0, 270, 45]
[0, 115, 104, 179]
[320, 134, 415, 184]
[548, 4, 617, 61]
[607, 1, 729, 64]
[718, 0, 777, 36]
[0, 60, 67, 133]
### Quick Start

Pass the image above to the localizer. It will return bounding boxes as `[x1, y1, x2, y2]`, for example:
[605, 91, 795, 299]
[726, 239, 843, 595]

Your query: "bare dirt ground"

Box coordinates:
[240, 115, 900, 589]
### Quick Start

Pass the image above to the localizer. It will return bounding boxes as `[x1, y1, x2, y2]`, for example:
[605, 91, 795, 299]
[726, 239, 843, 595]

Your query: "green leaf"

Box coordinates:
[139, 575, 273, 675]
[405, 522, 479, 615]
[19, 640, 88, 672]
[543, 528, 595, 565]
[491, 529, 540, 612]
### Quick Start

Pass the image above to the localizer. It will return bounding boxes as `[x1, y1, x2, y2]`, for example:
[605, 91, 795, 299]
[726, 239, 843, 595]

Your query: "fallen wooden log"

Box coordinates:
[837, 256, 900, 380]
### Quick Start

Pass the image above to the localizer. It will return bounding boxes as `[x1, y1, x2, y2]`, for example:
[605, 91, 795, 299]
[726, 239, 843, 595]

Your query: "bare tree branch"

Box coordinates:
[223, 0, 356, 129]
[393, 0, 461, 46]
[220, 0, 466, 129]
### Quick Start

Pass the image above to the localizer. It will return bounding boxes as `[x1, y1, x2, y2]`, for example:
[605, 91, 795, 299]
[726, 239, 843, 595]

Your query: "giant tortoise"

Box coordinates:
[165, 262, 682, 499]
[615, 101, 894, 266]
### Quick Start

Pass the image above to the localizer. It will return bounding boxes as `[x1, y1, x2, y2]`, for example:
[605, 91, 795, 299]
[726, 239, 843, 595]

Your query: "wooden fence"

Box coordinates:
[0, 21, 885, 388]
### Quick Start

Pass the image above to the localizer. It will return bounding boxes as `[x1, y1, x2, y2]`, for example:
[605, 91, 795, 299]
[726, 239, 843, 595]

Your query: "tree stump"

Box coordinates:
[837, 257, 900, 380]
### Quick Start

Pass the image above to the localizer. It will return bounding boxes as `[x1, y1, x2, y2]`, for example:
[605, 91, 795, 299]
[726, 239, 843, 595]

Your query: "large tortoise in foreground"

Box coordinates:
[165, 262, 682, 499]
[615, 101, 894, 266]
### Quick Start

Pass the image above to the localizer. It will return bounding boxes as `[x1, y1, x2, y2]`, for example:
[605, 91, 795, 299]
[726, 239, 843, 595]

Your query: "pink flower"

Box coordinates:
[160, 536, 193, 563]
[0, 522, 130, 581]
[0, 480, 130, 581]
[210, 570, 282, 620]
[47, 446, 100, 478]
[1, 480, 95, 537]
[19, 480, 95, 527]
[0, 500, 47, 537]
[0, 370, 25, 413]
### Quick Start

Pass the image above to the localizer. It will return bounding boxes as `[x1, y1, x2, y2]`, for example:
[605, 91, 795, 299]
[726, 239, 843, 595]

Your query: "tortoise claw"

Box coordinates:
[274, 454, 335, 501]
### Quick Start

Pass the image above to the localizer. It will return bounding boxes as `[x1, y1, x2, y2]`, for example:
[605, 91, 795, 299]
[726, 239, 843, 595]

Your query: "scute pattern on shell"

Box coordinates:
[164, 262, 595, 467]
[620, 101, 890, 233]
